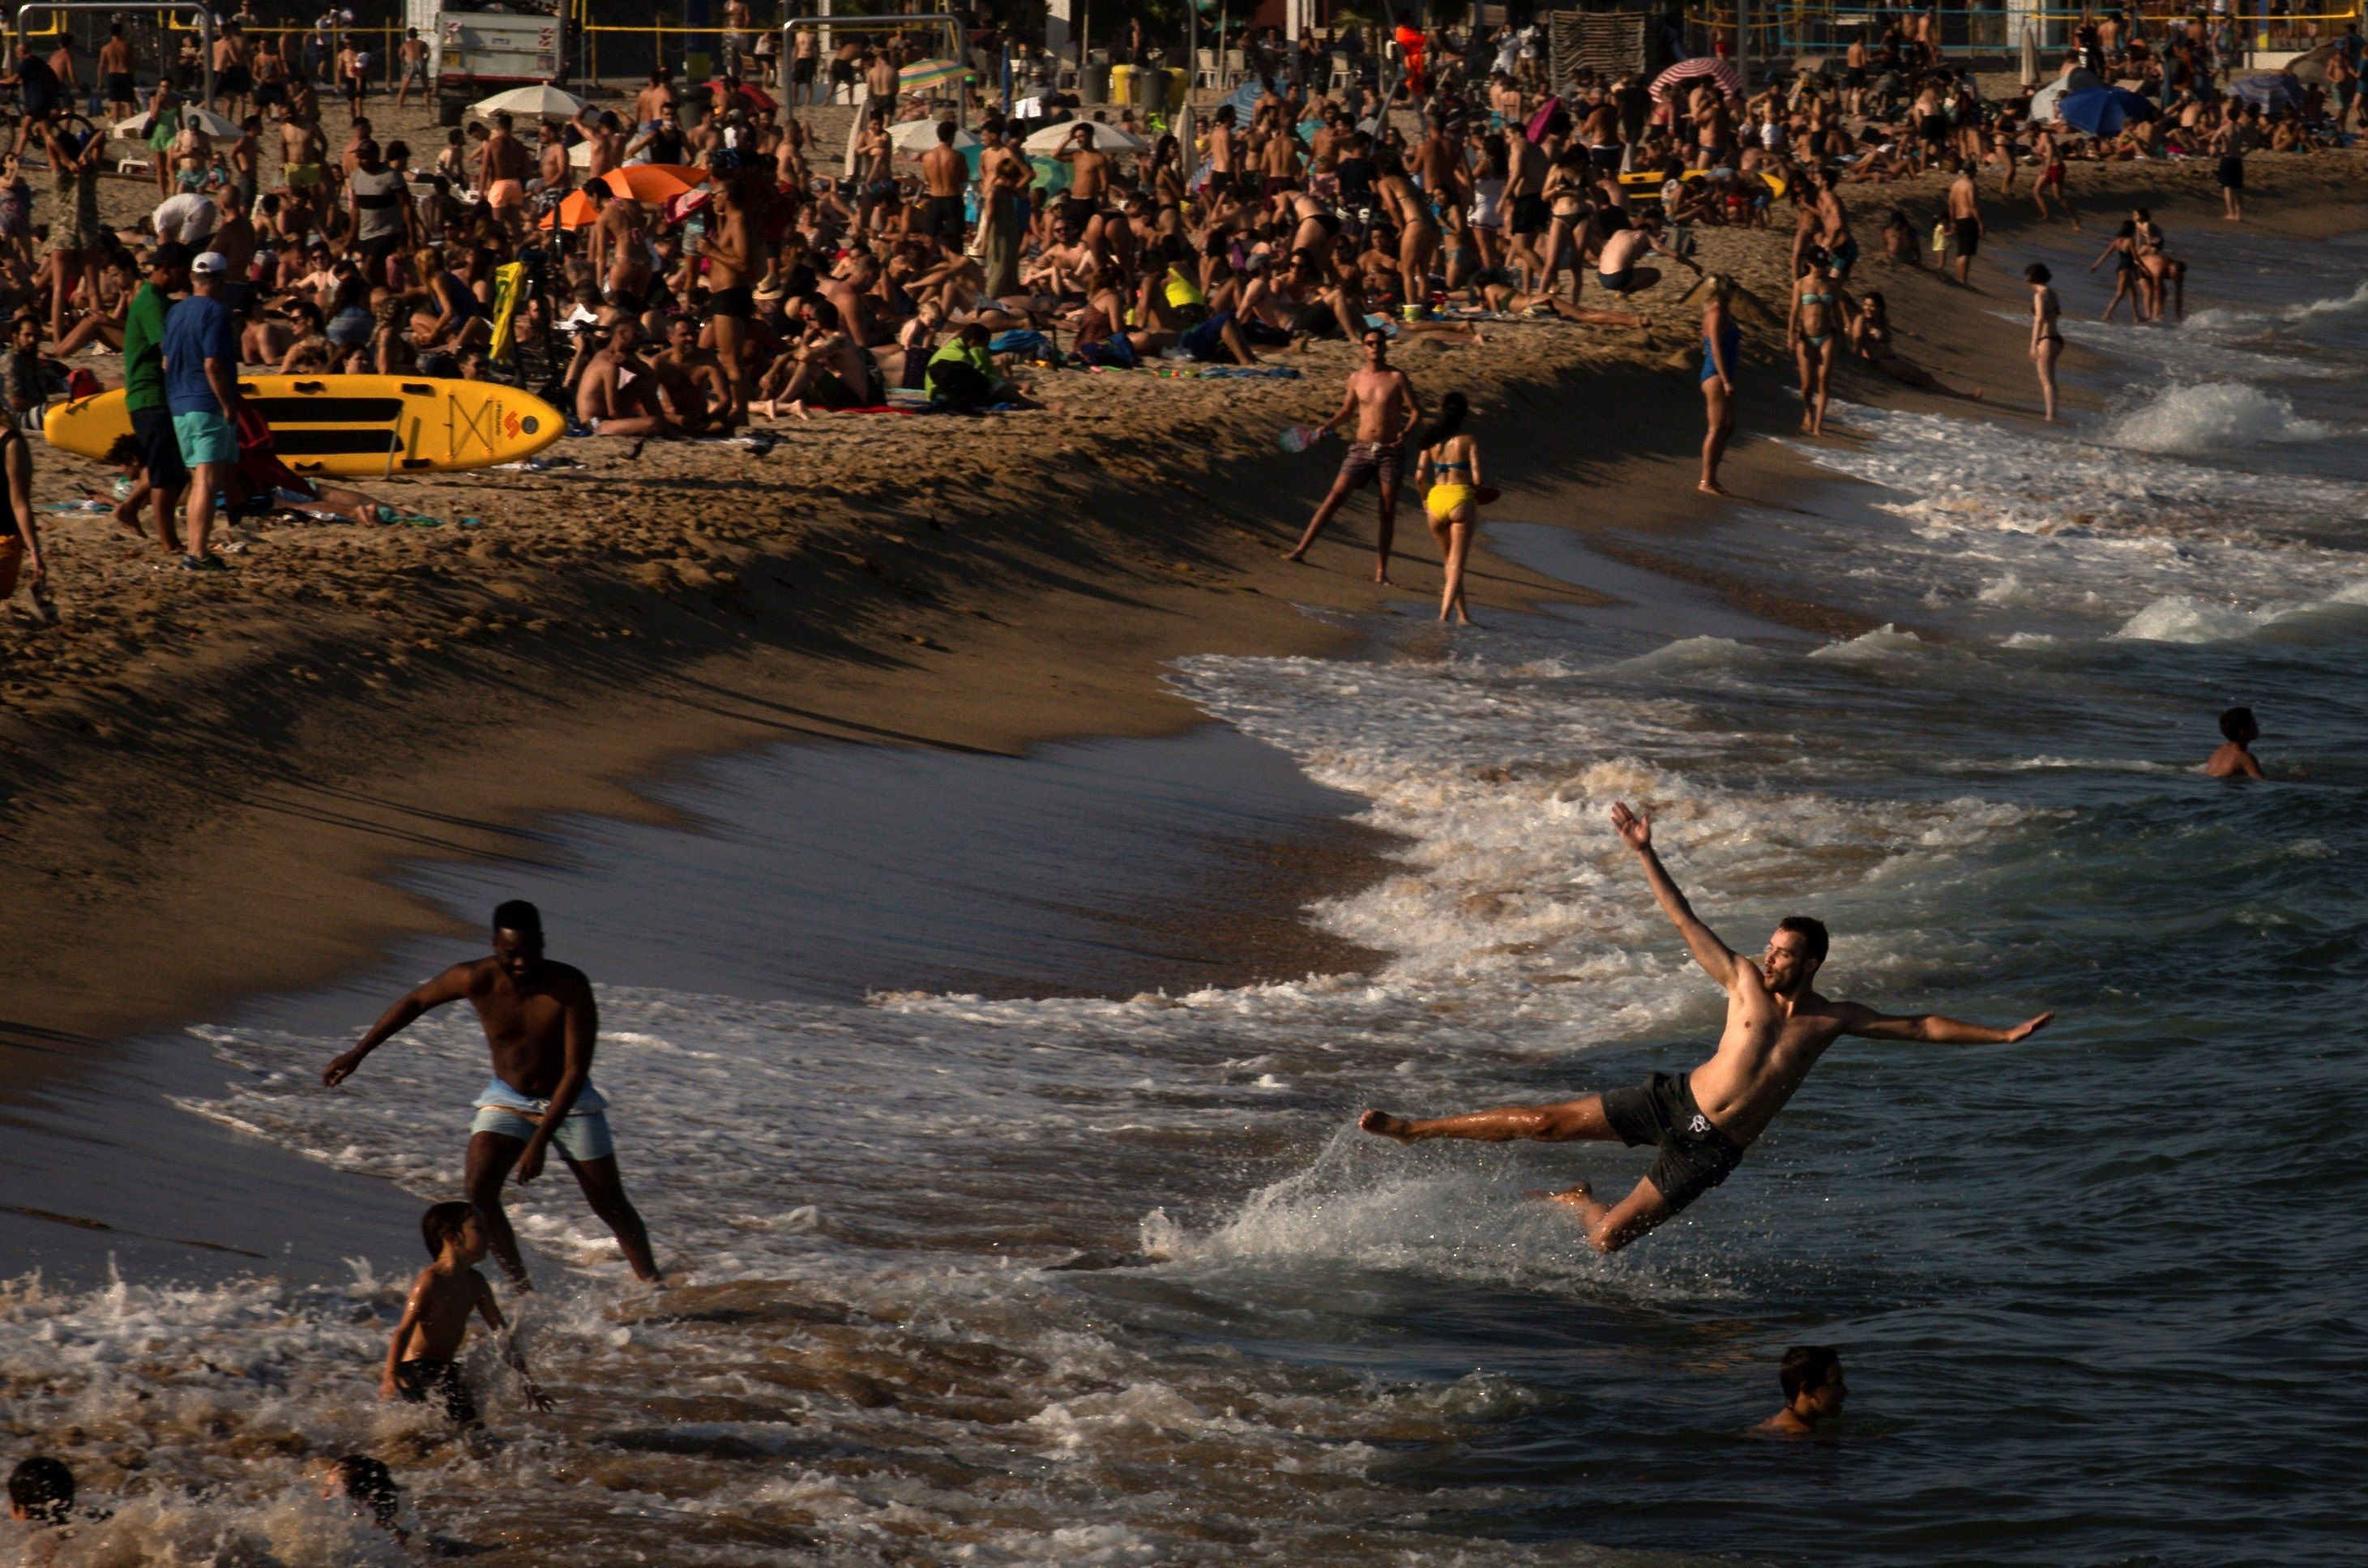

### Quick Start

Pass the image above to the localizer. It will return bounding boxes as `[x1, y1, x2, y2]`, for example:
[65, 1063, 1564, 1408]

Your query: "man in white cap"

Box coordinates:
[159, 252, 242, 571]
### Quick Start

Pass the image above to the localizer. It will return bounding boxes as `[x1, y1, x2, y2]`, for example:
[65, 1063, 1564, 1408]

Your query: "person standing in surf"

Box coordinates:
[1699, 276, 1740, 493]
[2026, 263, 2062, 422]
[1357, 802, 2054, 1254]
[323, 901, 663, 1288]
[1414, 390, 1482, 626]
[1283, 327, 1423, 584]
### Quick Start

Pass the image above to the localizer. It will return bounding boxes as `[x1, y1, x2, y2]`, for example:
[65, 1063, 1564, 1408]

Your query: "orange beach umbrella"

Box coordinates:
[549, 164, 708, 229]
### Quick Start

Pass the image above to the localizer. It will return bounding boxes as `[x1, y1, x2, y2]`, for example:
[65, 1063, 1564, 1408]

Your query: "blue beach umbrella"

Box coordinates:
[2058, 85, 2158, 137]
[2227, 71, 2306, 113]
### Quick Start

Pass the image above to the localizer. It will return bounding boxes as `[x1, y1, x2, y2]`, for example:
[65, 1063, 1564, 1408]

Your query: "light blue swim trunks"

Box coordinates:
[469, 1077, 615, 1162]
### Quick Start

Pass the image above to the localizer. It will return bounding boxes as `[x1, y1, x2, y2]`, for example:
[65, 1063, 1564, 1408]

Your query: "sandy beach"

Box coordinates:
[11, 86, 2358, 1063]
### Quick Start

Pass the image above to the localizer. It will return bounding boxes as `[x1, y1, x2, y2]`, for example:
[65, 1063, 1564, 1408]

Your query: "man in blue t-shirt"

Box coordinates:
[160, 251, 243, 571]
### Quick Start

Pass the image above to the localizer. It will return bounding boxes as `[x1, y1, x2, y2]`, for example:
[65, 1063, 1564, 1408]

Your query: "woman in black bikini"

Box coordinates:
[2087, 220, 2144, 323]
[2027, 262, 2063, 422]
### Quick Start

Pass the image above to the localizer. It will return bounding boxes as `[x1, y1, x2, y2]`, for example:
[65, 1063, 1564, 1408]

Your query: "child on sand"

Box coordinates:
[1758, 1345, 1848, 1434]
[383, 1202, 551, 1428]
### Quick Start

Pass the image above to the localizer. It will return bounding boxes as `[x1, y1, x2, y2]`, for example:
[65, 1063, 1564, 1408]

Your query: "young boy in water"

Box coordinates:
[6, 1456, 75, 1524]
[1758, 1345, 1848, 1434]
[382, 1202, 551, 1427]
[2204, 706, 2268, 780]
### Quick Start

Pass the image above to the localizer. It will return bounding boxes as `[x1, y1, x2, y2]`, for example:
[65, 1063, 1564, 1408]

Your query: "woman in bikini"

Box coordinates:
[1699, 276, 1741, 495]
[1414, 391, 1482, 626]
[2027, 262, 2063, 422]
[2088, 220, 2144, 323]
[1537, 146, 1590, 301]
[1788, 250, 1844, 437]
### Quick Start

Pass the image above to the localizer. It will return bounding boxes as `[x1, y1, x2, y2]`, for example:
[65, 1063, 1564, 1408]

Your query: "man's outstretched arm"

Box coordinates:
[1840, 1006, 2055, 1045]
[1609, 801, 1738, 987]
[322, 964, 474, 1085]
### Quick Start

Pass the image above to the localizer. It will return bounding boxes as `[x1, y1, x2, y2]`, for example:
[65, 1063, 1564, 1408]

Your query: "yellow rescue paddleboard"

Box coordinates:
[43, 374, 565, 477]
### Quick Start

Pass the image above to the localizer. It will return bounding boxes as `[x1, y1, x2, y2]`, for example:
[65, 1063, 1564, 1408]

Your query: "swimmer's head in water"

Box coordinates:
[324, 1454, 401, 1530]
[2220, 706, 2259, 744]
[1764, 916, 1828, 993]
[7, 1455, 74, 1525]
[492, 899, 545, 976]
[421, 1200, 482, 1261]
[1780, 1344, 1847, 1418]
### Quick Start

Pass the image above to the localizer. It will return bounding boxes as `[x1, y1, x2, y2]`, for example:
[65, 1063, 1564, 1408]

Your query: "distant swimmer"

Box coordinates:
[2204, 705, 2268, 779]
[1359, 803, 2055, 1254]
[1758, 1346, 1848, 1435]
[323, 900, 662, 1287]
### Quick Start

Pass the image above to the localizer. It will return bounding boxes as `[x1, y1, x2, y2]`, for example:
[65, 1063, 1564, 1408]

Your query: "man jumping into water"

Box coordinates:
[322, 901, 662, 1288]
[1359, 803, 2054, 1254]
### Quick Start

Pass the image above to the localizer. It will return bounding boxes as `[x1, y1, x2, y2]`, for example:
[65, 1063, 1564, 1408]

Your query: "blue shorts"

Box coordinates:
[469, 1103, 617, 1162]
[172, 408, 236, 467]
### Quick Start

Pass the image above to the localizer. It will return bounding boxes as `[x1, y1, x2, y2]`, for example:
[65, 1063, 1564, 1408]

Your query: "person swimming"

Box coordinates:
[2204, 705, 2270, 779]
[1758, 1346, 1849, 1435]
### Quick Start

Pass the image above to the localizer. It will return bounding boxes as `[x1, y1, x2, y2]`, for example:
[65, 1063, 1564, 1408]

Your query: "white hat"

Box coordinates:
[192, 251, 231, 276]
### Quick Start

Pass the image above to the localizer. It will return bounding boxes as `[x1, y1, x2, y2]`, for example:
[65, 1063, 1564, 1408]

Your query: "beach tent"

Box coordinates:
[113, 106, 240, 139]
[891, 117, 980, 156]
[2227, 71, 2305, 113]
[1021, 119, 1147, 152]
[470, 83, 588, 121]
[2057, 85, 2156, 137]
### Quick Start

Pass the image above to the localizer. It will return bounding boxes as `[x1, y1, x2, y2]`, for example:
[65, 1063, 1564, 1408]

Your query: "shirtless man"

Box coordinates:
[1283, 327, 1423, 583]
[477, 110, 534, 237]
[321, 901, 661, 1287]
[920, 119, 968, 257]
[1943, 160, 1983, 286]
[575, 318, 674, 437]
[635, 66, 677, 130]
[1208, 105, 1243, 201]
[863, 45, 901, 124]
[99, 25, 135, 122]
[652, 313, 730, 433]
[1359, 802, 2055, 1254]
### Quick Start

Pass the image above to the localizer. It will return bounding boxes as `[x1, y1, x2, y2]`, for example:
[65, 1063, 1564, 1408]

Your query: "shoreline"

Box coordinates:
[3, 148, 2360, 1074]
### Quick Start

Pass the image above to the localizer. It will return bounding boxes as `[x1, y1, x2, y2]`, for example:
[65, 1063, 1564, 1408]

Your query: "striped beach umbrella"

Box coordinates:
[1649, 57, 1742, 101]
[900, 57, 971, 91]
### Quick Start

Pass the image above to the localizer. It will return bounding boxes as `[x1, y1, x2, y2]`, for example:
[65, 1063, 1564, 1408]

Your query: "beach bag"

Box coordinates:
[1076, 335, 1136, 368]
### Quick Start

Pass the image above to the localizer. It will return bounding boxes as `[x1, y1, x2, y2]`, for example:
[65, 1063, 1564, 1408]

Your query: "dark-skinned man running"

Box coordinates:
[322, 901, 662, 1288]
[1361, 803, 2054, 1254]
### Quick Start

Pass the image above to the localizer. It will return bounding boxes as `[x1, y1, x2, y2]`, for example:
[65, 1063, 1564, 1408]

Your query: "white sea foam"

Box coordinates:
[2114, 580, 2368, 643]
[2106, 382, 2330, 453]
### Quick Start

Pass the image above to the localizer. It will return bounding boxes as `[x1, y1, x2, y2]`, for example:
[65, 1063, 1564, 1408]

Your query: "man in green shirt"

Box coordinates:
[113, 242, 193, 552]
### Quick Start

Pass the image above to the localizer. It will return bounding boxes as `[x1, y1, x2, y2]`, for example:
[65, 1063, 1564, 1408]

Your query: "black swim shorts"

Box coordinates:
[1952, 216, 1979, 257]
[1510, 193, 1547, 235]
[707, 284, 754, 319]
[2217, 155, 2244, 190]
[395, 1357, 481, 1425]
[1599, 1070, 1745, 1215]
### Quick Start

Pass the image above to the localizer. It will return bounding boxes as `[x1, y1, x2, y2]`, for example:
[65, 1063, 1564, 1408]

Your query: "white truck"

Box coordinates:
[406, 0, 565, 91]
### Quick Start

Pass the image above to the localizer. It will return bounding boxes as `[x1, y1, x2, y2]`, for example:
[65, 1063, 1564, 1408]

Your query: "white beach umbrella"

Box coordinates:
[469, 83, 588, 122]
[1020, 118, 1147, 153]
[113, 106, 241, 139]
[890, 117, 980, 155]
[2028, 76, 2070, 122]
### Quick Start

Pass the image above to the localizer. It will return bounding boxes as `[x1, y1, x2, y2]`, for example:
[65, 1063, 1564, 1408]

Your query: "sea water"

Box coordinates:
[8, 236, 2367, 1566]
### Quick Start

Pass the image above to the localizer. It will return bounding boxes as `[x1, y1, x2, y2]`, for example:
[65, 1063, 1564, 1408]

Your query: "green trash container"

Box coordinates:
[1082, 60, 1110, 103]
[1135, 66, 1170, 113]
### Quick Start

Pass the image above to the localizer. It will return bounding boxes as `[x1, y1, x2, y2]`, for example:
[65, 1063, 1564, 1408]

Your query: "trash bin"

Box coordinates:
[1135, 66, 1170, 113]
[1110, 62, 1135, 104]
[1082, 60, 1111, 103]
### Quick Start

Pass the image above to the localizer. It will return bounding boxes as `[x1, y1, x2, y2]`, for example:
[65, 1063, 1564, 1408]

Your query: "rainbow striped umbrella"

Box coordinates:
[900, 58, 972, 91]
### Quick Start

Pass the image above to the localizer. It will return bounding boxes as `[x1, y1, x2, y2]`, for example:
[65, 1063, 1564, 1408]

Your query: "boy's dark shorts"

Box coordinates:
[1599, 1070, 1745, 1214]
[395, 1357, 482, 1425]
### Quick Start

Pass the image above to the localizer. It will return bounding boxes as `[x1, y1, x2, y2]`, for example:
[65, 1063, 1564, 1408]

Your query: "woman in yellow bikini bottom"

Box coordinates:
[1415, 390, 1484, 626]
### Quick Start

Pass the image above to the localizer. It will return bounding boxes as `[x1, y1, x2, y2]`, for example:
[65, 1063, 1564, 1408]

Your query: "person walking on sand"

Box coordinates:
[1943, 160, 1983, 287]
[1699, 276, 1740, 493]
[1284, 326, 1423, 584]
[323, 901, 663, 1288]
[1414, 390, 1482, 626]
[1357, 802, 2054, 1254]
[2027, 262, 2063, 421]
